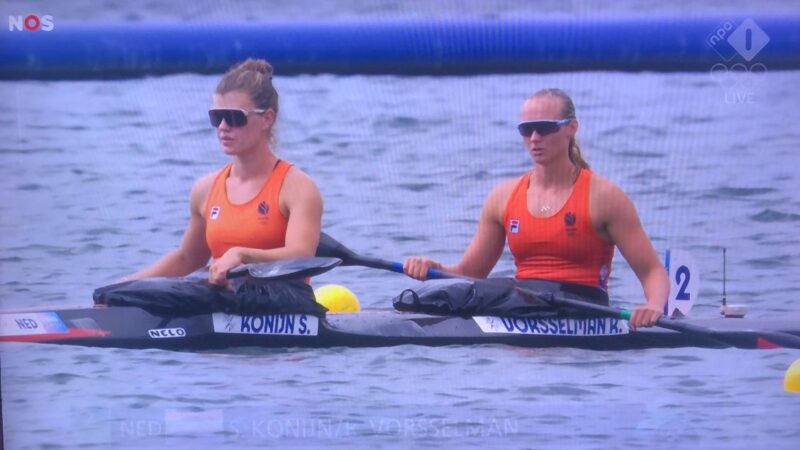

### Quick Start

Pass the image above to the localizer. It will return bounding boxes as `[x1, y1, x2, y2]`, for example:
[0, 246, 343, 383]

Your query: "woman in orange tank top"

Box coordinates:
[125, 59, 322, 285]
[404, 89, 668, 329]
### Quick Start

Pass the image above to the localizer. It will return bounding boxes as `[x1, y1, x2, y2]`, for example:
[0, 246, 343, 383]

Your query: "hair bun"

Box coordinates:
[216, 58, 279, 115]
[238, 58, 273, 78]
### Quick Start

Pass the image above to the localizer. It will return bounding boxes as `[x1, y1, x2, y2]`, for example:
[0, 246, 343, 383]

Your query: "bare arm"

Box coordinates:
[596, 179, 669, 328]
[405, 179, 514, 279]
[447, 181, 512, 277]
[124, 174, 214, 280]
[239, 168, 322, 262]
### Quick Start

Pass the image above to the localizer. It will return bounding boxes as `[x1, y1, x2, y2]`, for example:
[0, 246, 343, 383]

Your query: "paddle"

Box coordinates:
[317, 232, 448, 278]
[316, 233, 800, 349]
[227, 256, 342, 281]
[544, 295, 800, 349]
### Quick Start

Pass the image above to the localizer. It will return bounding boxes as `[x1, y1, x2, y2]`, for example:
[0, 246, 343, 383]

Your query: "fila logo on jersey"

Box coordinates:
[210, 205, 221, 220]
[509, 219, 520, 234]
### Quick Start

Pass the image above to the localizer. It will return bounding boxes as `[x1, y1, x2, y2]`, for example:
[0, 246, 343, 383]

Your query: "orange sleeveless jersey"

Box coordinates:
[503, 169, 614, 289]
[204, 160, 293, 259]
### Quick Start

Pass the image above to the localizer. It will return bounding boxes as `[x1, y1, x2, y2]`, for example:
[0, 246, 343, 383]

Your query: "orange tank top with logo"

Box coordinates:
[204, 160, 292, 259]
[503, 169, 614, 290]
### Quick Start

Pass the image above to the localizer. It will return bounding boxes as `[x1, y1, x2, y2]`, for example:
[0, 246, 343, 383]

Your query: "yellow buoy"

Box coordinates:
[314, 284, 361, 314]
[785, 359, 800, 393]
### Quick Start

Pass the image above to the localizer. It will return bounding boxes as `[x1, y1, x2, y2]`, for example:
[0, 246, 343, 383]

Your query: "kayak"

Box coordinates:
[2, 306, 798, 351]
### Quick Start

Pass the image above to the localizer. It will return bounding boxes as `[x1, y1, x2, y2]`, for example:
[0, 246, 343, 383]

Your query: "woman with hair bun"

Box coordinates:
[127, 58, 322, 285]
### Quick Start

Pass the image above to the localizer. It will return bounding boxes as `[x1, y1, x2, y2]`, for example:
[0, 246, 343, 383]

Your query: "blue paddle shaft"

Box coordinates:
[388, 261, 445, 279]
[427, 268, 445, 279]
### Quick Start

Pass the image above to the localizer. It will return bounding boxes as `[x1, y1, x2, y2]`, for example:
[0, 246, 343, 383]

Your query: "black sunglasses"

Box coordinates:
[517, 118, 573, 137]
[208, 108, 266, 128]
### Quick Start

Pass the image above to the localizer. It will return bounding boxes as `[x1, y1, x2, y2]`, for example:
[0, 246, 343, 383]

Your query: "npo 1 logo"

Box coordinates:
[706, 18, 769, 62]
[8, 14, 55, 32]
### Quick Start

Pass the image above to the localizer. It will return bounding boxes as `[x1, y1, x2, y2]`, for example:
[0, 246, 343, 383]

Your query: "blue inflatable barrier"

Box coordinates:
[2, 16, 798, 79]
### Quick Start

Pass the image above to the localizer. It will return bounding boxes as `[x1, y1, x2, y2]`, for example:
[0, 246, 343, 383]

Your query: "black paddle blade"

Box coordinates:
[316, 232, 404, 272]
[316, 232, 358, 264]
[227, 257, 342, 281]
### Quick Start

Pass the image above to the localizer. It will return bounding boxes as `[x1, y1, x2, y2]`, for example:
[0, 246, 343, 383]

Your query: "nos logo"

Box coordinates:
[8, 15, 55, 32]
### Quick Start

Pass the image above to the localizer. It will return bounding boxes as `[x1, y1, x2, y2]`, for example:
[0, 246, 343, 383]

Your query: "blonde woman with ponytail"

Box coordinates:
[404, 89, 668, 329]
[127, 59, 322, 286]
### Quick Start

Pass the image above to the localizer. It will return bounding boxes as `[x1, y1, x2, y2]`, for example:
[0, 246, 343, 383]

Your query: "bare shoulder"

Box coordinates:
[284, 165, 321, 194]
[189, 171, 218, 213]
[485, 177, 522, 219]
[488, 177, 520, 204]
[590, 172, 628, 203]
[195, 171, 217, 191]
[282, 165, 323, 212]
[589, 172, 639, 227]
[191, 171, 217, 198]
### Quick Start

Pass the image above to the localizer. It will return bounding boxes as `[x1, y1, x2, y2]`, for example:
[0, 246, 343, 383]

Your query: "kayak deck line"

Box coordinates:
[1, 307, 799, 351]
[0, 327, 110, 343]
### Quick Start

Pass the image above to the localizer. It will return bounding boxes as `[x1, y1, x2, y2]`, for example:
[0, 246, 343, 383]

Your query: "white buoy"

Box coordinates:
[719, 248, 747, 318]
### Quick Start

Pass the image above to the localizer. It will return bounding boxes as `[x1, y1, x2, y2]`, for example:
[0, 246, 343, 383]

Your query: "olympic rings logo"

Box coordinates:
[709, 63, 768, 90]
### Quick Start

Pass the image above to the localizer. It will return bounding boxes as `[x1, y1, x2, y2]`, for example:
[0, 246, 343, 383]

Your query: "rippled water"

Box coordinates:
[2, 68, 799, 449]
[3, 1, 800, 447]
